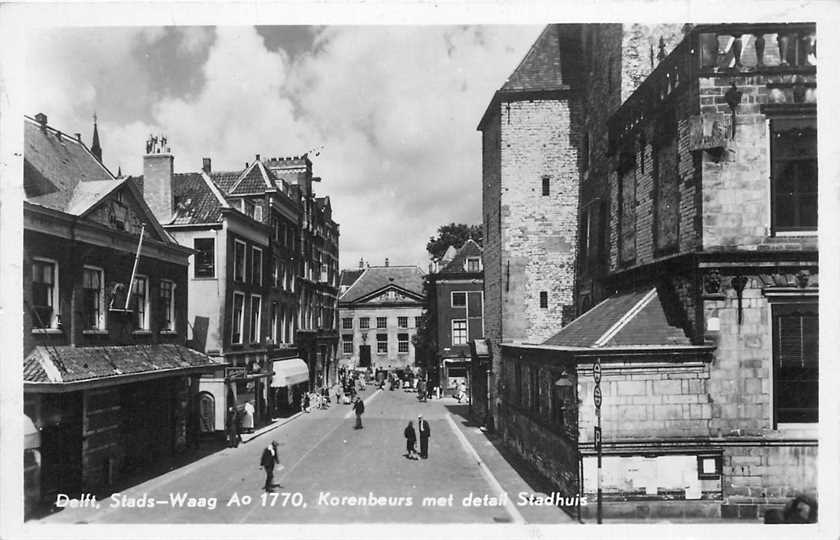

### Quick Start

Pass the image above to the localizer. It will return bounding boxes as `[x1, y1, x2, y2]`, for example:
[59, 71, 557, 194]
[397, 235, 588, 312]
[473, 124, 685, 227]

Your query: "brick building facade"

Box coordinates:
[483, 23, 818, 520]
[134, 147, 339, 429]
[23, 115, 218, 512]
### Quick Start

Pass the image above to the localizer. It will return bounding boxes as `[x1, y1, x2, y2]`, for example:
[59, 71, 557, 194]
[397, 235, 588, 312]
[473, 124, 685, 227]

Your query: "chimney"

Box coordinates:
[385, 258, 389, 267]
[35, 113, 47, 130]
[202, 157, 211, 173]
[255, 154, 260, 162]
[75, 133, 82, 142]
[142, 134, 175, 224]
[359, 257, 364, 269]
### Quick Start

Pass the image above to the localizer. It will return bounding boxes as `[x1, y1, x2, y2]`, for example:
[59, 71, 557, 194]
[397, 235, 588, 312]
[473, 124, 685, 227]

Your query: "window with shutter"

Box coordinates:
[773, 303, 818, 425]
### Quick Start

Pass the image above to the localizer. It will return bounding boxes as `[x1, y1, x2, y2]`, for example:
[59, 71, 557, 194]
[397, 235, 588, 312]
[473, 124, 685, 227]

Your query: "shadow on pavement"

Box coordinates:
[443, 402, 578, 521]
[27, 434, 229, 522]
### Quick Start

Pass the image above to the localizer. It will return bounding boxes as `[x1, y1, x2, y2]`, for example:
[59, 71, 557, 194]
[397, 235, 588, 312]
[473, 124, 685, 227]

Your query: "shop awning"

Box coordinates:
[24, 414, 40, 449]
[271, 359, 310, 388]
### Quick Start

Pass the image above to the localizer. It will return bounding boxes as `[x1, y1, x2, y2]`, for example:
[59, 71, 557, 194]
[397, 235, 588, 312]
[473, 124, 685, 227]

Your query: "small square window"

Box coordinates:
[452, 292, 466, 307]
[359, 317, 370, 330]
[376, 317, 387, 329]
[697, 455, 722, 479]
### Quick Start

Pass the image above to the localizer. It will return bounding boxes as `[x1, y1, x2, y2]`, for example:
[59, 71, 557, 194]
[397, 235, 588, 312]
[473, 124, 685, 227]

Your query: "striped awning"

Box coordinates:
[271, 359, 309, 388]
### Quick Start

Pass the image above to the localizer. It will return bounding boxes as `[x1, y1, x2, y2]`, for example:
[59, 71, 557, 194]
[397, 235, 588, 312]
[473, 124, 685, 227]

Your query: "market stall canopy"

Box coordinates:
[271, 359, 310, 388]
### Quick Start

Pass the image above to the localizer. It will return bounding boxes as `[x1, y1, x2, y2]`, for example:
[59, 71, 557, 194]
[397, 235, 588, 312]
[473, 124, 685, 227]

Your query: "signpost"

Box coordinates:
[593, 357, 602, 524]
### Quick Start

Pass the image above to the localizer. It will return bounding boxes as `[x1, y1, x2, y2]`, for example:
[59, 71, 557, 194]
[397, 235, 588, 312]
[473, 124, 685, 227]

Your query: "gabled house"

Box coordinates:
[130, 146, 338, 428]
[426, 239, 485, 397]
[23, 113, 219, 510]
[338, 262, 425, 376]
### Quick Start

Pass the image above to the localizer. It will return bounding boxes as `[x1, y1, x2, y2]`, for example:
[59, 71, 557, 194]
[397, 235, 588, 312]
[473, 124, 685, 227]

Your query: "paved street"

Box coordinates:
[32, 387, 574, 525]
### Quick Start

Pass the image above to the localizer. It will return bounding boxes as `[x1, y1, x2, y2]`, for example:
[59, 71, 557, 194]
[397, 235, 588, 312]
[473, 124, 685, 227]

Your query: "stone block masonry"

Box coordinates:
[499, 99, 579, 343]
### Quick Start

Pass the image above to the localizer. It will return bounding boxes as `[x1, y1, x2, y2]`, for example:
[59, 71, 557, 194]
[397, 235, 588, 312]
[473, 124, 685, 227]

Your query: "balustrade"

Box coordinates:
[697, 25, 816, 72]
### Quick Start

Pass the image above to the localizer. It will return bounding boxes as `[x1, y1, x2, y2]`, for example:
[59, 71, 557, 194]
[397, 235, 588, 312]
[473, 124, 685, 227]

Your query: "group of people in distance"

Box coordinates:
[403, 415, 431, 459]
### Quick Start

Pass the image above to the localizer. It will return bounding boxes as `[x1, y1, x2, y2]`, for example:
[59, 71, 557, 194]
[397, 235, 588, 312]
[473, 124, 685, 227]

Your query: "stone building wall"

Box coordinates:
[499, 98, 579, 343]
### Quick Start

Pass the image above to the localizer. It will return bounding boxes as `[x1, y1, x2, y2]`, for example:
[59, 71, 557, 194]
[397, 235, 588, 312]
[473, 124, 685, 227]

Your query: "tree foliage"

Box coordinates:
[425, 223, 482, 260]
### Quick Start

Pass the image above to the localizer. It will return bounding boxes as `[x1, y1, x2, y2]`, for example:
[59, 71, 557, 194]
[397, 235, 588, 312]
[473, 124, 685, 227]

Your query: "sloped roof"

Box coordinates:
[544, 288, 692, 348]
[24, 116, 115, 211]
[440, 239, 483, 273]
[209, 171, 241, 193]
[502, 25, 566, 92]
[230, 161, 272, 194]
[340, 268, 365, 289]
[64, 179, 123, 215]
[171, 172, 225, 225]
[24, 344, 221, 385]
[339, 266, 425, 303]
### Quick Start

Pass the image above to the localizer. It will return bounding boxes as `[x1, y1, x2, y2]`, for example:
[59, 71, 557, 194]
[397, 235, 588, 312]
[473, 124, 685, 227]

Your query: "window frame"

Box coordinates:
[234, 239, 246, 282]
[249, 294, 262, 343]
[376, 316, 387, 329]
[131, 274, 150, 331]
[539, 291, 548, 309]
[159, 279, 176, 332]
[397, 333, 409, 353]
[451, 291, 466, 308]
[31, 257, 59, 329]
[769, 116, 817, 234]
[541, 176, 550, 196]
[251, 246, 263, 285]
[82, 265, 105, 331]
[451, 319, 467, 346]
[466, 257, 481, 272]
[342, 334, 353, 355]
[342, 317, 353, 330]
[771, 301, 818, 427]
[231, 291, 245, 344]
[359, 317, 370, 330]
[397, 316, 408, 329]
[376, 333, 388, 354]
[194, 237, 216, 278]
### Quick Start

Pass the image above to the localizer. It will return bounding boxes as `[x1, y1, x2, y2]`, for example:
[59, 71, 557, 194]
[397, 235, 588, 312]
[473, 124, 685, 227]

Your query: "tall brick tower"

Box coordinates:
[478, 25, 584, 429]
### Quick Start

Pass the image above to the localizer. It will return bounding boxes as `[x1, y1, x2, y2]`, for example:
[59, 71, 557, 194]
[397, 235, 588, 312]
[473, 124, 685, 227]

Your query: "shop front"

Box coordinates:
[269, 358, 311, 416]
[441, 357, 470, 397]
[225, 364, 273, 432]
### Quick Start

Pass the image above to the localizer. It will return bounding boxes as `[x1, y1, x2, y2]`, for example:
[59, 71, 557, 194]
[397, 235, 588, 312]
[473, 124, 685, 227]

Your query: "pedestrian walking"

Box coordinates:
[403, 421, 418, 459]
[260, 440, 282, 492]
[417, 380, 427, 402]
[456, 382, 467, 403]
[226, 406, 240, 448]
[303, 393, 311, 413]
[242, 400, 255, 433]
[353, 396, 365, 429]
[417, 414, 430, 458]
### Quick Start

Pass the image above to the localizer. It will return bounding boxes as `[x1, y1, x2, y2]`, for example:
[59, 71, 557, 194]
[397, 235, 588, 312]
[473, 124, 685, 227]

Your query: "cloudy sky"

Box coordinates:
[25, 24, 543, 269]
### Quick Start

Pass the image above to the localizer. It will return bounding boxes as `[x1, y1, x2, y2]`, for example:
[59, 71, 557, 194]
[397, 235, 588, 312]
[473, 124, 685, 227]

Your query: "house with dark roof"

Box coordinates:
[132, 143, 339, 428]
[22, 113, 219, 511]
[484, 23, 818, 521]
[338, 261, 425, 374]
[423, 239, 485, 399]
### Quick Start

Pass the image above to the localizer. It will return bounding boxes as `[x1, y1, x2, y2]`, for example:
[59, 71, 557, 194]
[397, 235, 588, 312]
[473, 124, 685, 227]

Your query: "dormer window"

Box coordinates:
[466, 257, 481, 272]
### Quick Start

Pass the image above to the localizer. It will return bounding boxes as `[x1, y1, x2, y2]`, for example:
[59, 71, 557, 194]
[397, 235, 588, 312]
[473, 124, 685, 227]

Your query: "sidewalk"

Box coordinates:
[442, 400, 576, 524]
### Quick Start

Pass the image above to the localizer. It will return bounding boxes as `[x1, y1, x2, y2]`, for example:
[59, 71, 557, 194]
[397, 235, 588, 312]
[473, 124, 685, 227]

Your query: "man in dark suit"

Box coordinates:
[260, 440, 280, 492]
[417, 414, 430, 459]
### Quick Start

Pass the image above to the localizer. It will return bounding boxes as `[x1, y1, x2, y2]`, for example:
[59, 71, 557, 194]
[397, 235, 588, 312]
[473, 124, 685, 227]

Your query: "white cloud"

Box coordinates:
[25, 24, 542, 269]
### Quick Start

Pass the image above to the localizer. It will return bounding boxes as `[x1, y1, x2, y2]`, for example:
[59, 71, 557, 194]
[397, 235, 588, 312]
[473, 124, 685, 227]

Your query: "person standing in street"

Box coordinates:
[404, 421, 418, 459]
[260, 440, 281, 492]
[242, 400, 255, 433]
[226, 406, 241, 448]
[353, 396, 365, 429]
[417, 414, 430, 458]
[456, 382, 467, 403]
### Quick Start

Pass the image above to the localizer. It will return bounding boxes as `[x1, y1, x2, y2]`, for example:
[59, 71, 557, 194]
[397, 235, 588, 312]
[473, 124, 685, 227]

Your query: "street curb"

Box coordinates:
[445, 413, 526, 525]
[242, 412, 304, 444]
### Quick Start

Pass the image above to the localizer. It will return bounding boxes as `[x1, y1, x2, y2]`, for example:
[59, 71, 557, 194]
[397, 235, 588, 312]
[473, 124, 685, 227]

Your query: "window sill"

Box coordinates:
[193, 276, 218, 281]
[132, 330, 152, 336]
[82, 329, 108, 335]
[159, 330, 178, 336]
[772, 230, 818, 237]
[775, 423, 818, 437]
[31, 328, 62, 335]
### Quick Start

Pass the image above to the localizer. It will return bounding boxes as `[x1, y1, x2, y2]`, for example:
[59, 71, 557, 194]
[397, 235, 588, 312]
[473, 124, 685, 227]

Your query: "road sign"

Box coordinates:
[593, 359, 602, 384]
[594, 426, 602, 451]
[593, 385, 602, 408]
